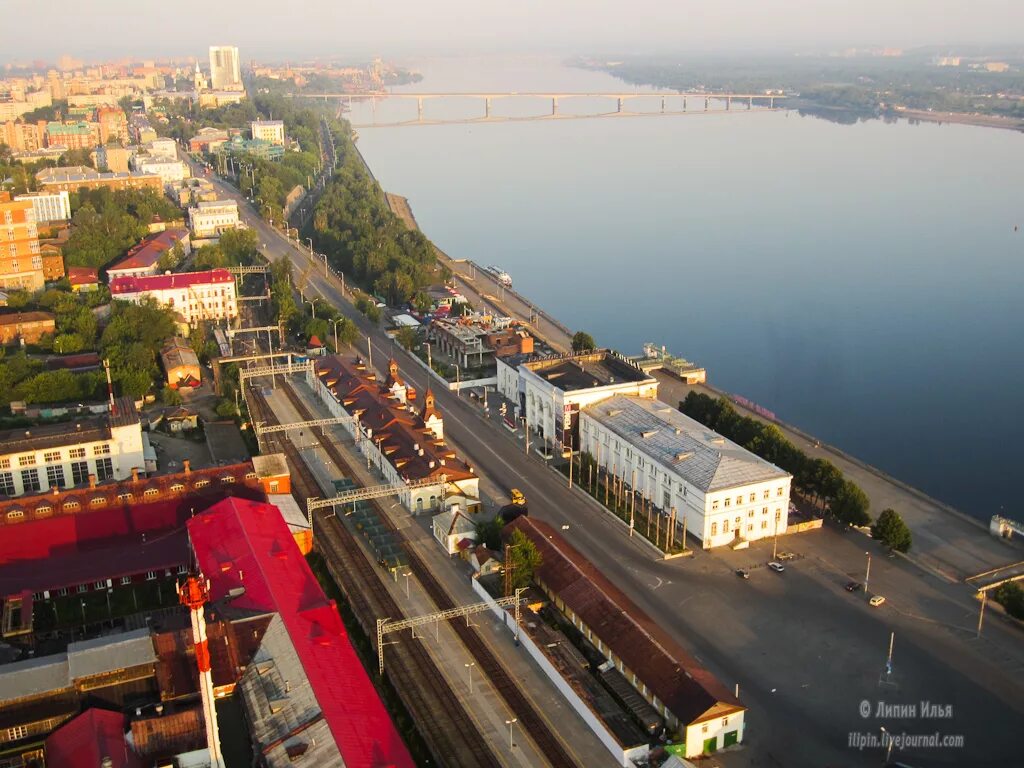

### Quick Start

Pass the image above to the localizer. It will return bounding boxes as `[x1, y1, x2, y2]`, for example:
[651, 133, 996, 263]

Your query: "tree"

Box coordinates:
[831, 481, 871, 527]
[333, 317, 358, 348]
[396, 326, 418, 351]
[993, 583, 1024, 621]
[571, 331, 596, 352]
[161, 387, 183, 406]
[476, 516, 504, 551]
[157, 242, 185, 272]
[871, 508, 912, 552]
[506, 529, 542, 590]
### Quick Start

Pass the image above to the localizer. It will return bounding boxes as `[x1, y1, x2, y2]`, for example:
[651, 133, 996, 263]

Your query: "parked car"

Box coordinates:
[777, 551, 796, 561]
[869, 595, 886, 607]
[768, 562, 785, 573]
[735, 569, 750, 580]
[845, 581, 864, 592]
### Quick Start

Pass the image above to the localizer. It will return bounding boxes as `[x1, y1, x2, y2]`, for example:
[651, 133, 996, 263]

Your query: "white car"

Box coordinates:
[869, 595, 886, 607]
[768, 561, 785, 573]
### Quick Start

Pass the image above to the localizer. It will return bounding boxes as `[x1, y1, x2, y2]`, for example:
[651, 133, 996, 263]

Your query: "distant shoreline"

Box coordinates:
[887, 107, 1024, 133]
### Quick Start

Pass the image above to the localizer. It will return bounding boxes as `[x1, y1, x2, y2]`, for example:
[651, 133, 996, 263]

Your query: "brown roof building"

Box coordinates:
[0, 311, 55, 345]
[313, 355, 480, 515]
[504, 516, 746, 757]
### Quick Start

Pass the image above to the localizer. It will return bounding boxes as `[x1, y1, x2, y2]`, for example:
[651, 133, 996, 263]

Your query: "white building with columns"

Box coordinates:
[497, 350, 658, 454]
[580, 395, 792, 550]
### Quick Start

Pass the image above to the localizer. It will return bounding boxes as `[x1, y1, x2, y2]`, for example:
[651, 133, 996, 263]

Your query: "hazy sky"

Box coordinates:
[2, 1, 1021, 63]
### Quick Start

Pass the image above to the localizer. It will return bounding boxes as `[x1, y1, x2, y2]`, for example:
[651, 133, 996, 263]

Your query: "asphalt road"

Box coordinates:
[205, 159, 1024, 768]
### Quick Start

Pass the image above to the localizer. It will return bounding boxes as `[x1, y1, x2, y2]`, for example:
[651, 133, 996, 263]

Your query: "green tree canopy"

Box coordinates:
[571, 331, 596, 352]
[871, 508, 912, 552]
[506, 528, 542, 591]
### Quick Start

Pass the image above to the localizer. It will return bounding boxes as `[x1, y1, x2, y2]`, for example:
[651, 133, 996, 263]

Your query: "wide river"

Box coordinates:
[348, 56, 1024, 524]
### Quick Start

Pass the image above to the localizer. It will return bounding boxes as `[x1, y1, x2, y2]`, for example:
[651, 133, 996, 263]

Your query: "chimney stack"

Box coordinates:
[183, 459, 191, 475]
[89, 474, 96, 489]
[131, 467, 139, 482]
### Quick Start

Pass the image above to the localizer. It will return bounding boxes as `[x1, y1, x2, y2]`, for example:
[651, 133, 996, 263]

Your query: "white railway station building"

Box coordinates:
[580, 395, 792, 549]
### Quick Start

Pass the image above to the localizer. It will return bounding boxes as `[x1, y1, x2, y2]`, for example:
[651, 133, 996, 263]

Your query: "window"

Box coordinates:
[747, 524, 753, 532]
[763, 507, 768, 515]
[0, 472, 14, 496]
[120, 576, 131, 586]
[18, 454, 36, 467]
[57, 587, 68, 597]
[763, 489, 770, 500]
[20, 468, 40, 493]
[748, 510, 755, 518]
[723, 717, 729, 726]
[95, 458, 113, 481]
[46, 465, 65, 488]
[170, 483, 185, 493]
[77, 584, 88, 593]
[736, 495, 742, 505]
[723, 519, 729, 532]
[0, 458, 9, 470]
[93, 444, 110, 456]
[44, 450, 61, 463]
[93, 581, 106, 590]
[89, 497, 106, 507]
[6, 510, 24, 522]
[749, 493, 756, 502]
[69, 447, 86, 459]
[269, 481, 279, 493]
[193, 479, 210, 489]
[146, 571, 157, 581]
[777, 487, 784, 497]
[711, 522, 718, 535]
[220, 475, 235, 484]
[7, 725, 28, 741]
[762, 520, 768, 530]
[117, 492, 132, 503]
[711, 499, 719, 511]
[177, 565, 188, 575]
[702, 724, 709, 734]
[724, 497, 730, 507]
[71, 461, 89, 485]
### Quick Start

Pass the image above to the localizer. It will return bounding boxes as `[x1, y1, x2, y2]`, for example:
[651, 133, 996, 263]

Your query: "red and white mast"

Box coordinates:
[178, 576, 224, 768]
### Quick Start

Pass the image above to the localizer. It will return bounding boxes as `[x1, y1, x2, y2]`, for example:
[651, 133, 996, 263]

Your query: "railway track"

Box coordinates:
[277, 380, 580, 768]
[245, 387, 498, 768]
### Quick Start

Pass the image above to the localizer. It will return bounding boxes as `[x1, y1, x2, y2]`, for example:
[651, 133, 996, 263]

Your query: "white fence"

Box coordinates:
[469, 577, 648, 767]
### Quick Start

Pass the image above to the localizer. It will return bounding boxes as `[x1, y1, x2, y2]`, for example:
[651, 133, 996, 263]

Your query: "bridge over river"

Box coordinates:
[293, 90, 788, 128]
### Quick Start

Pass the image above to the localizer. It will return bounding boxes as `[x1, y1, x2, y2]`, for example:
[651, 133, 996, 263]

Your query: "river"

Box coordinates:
[347, 55, 1024, 524]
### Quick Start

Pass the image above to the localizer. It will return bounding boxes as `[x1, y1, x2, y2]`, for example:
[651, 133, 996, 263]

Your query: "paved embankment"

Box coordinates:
[654, 373, 1022, 580]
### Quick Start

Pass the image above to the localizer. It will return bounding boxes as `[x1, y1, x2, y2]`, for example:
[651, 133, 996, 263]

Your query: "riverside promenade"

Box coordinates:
[388, 192, 1023, 584]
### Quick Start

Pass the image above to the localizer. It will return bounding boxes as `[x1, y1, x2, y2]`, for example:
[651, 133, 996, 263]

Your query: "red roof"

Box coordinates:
[110, 268, 233, 294]
[308, 335, 323, 348]
[67, 266, 98, 286]
[188, 498, 414, 768]
[107, 229, 188, 274]
[45, 708, 142, 768]
[0, 499, 193, 597]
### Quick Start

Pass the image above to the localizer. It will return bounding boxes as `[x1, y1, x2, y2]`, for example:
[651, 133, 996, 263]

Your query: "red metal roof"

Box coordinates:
[110, 268, 233, 294]
[67, 266, 99, 285]
[107, 229, 189, 274]
[45, 708, 142, 768]
[188, 497, 414, 768]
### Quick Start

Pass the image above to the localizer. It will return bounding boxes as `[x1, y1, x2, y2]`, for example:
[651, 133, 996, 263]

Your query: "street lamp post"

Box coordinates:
[864, 552, 872, 599]
[305, 298, 318, 319]
[464, 662, 475, 693]
[332, 318, 345, 352]
[505, 718, 517, 750]
[880, 726, 894, 763]
[307, 237, 314, 254]
[402, 571, 411, 599]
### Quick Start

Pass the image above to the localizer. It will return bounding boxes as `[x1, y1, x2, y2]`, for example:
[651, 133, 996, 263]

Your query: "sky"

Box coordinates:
[2, 0, 1022, 63]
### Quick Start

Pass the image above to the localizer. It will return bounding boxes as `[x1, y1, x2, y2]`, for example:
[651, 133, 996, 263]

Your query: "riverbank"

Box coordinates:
[382, 191, 1021, 580]
[888, 107, 1024, 133]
